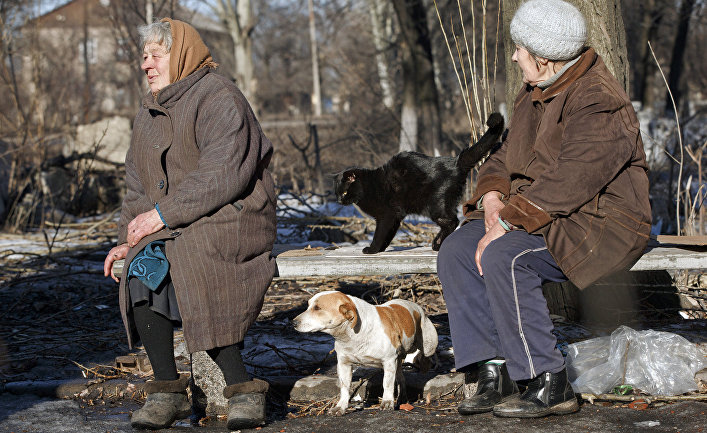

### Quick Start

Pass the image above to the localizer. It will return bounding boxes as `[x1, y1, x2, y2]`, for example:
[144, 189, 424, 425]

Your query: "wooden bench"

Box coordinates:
[111, 235, 706, 278]
[109, 235, 706, 414]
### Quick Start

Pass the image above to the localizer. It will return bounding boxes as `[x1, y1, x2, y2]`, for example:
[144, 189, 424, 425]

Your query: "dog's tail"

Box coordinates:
[420, 313, 438, 359]
[407, 312, 439, 373]
[457, 112, 505, 173]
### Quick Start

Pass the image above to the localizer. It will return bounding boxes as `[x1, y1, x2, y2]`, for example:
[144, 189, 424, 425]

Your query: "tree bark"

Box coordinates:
[146, 0, 153, 24]
[502, 0, 630, 117]
[308, 0, 322, 117]
[209, 0, 256, 104]
[665, 0, 695, 114]
[633, 0, 662, 108]
[391, 0, 442, 154]
[366, 0, 395, 110]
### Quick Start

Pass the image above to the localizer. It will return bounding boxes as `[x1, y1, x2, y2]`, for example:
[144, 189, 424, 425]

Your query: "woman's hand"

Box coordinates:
[482, 191, 505, 232]
[104, 243, 130, 282]
[127, 208, 165, 248]
[475, 222, 507, 276]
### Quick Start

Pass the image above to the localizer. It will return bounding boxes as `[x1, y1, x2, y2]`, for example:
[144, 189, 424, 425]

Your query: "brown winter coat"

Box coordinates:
[118, 67, 277, 352]
[465, 48, 651, 289]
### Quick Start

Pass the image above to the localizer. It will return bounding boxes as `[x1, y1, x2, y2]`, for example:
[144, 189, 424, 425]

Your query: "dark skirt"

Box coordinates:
[128, 275, 182, 322]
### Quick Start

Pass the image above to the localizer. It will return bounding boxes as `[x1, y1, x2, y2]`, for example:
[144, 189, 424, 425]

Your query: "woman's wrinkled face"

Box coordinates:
[141, 42, 171, 93]
[512, 45, 547, 86]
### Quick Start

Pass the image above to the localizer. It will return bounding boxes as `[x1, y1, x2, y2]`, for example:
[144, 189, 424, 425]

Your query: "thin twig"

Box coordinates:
[433, 0, 473, 131]
[582, 393, 707, 403]
[648, 40, 684, 235]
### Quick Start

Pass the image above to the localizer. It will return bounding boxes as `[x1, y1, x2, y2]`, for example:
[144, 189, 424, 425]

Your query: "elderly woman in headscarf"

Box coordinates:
[437, 0, 651, 418]
[103, 18, 276, 430]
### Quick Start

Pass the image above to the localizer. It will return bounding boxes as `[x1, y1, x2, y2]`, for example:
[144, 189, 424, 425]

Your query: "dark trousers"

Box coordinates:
[437, 219, 568, 381]
[131, 279, 249, 385]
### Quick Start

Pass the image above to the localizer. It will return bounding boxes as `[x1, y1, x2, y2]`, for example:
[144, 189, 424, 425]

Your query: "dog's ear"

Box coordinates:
[339, 302, 358, 329]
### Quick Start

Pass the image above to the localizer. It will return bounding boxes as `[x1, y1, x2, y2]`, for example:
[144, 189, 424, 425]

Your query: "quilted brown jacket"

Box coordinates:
[465, 48, 651, 289]
[118, 68, 277, 352]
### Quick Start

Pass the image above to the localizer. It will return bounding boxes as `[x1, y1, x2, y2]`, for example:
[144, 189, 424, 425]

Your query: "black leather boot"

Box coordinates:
[223, 378, 269, 430]
[458, 362, 519, 415]
[131, 374, 192, 429]
[493, 367, 579, 418]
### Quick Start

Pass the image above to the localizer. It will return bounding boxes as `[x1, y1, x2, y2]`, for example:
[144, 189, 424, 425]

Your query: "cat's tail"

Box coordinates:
[457, 112, 505, 173]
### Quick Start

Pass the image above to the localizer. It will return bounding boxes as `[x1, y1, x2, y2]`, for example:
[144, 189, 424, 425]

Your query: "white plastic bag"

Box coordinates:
[566, 325, 707, 396]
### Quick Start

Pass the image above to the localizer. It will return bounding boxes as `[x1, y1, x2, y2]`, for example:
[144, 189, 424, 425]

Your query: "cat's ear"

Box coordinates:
[343, 169, 357, 184]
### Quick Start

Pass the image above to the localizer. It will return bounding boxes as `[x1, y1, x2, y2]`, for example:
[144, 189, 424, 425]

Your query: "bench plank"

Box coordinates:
[274, 246, 438, 278]
[111, 244, 706, 279]
[629, 246, 707, 271]
[273, 245, 706, 278]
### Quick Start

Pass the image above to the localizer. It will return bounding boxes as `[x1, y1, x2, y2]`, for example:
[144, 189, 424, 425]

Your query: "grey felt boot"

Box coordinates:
[223, 378, 269, 430]
[131, 374, 192, 430]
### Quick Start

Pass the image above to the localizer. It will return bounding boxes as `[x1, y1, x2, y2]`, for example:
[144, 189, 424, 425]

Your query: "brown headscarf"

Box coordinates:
[161, 18, 218, 84]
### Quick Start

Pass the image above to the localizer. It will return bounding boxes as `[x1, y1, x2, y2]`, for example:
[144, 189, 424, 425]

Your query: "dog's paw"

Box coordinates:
[380, 399, 395, 411]
[362, 246, 379, 254]
[328, 406, 346, 416]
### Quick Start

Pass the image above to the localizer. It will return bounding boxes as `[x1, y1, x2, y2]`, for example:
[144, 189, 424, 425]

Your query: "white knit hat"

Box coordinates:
[510, 0, 587, 60]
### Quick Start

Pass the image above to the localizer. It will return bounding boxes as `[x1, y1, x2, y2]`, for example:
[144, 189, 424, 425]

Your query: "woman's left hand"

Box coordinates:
[475, 222, 507, 276]
[127, 209, 165, 247]
[104, 243, 130, 282]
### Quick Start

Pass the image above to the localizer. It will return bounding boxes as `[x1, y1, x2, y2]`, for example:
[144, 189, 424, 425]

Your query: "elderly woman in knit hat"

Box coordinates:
[103, 18, 276, 430]
[437, 0, 650, 418]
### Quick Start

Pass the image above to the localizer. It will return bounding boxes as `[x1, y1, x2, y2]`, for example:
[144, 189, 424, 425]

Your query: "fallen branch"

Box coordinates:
[582, 393, 707, 404]
[3, 268, 104, 289]
[71, 360, 126, 379]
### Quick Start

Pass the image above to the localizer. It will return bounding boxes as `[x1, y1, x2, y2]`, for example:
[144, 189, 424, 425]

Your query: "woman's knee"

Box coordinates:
[439, 221, 484, 257]
[438, 228, 476, 271]
[479, 239, 513, 275]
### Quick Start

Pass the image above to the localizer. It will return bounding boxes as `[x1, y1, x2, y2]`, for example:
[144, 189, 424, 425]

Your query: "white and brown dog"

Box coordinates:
[293, 290, 438, 415]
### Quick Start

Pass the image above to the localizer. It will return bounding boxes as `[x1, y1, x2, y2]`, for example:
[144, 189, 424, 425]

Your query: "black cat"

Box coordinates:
[334, 112, 504, 254]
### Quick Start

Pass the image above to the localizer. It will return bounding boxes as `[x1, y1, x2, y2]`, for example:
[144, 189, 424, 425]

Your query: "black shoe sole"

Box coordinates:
[458, 393, 520, 415]
[493, 399, 579, 418]
[458, 405, 494, 415]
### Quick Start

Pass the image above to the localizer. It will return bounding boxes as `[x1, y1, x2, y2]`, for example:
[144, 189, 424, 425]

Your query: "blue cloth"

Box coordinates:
[437, 219, 568, 381]
[128, 241, 169, 291]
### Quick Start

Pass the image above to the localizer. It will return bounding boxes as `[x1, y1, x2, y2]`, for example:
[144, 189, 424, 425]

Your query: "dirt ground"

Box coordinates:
[1, 221, 706, 428]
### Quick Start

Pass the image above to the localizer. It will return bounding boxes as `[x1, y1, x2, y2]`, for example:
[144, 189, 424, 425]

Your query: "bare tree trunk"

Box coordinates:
[399, 98, 418, 152]
[311, 124, 325, 194]
[146, 0, 153, 24]
[391, 0, 442, 155]
[308, 0, 322, 117]
[633, 0, 662, 108]
[205, 1, 256, 104]
[82, 0, 92, 123]
[502, 0, 630, 117]
[665, 0, 696, 114]
[366, 0, 395, 110]
[235, 0, 255, 101]
[289, 166, 300, 195]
